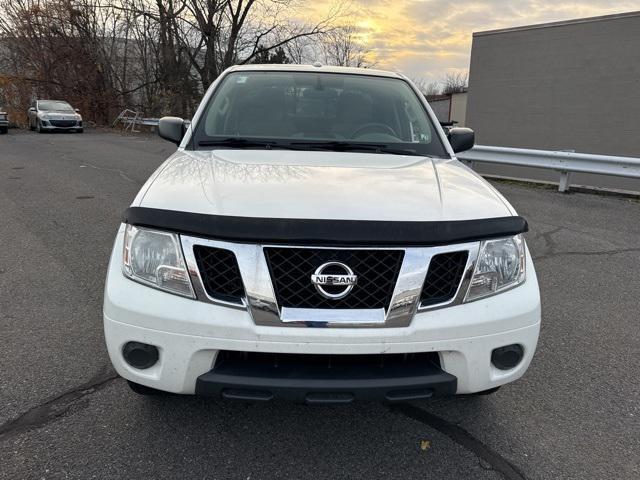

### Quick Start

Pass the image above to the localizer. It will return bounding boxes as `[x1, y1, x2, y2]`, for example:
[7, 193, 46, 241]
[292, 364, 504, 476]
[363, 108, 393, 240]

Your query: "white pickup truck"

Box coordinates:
[104, 64, 540, 403]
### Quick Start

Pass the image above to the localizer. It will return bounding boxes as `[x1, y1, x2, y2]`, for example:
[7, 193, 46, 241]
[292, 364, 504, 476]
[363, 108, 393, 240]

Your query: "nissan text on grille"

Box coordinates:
[104, 64, 541, 402]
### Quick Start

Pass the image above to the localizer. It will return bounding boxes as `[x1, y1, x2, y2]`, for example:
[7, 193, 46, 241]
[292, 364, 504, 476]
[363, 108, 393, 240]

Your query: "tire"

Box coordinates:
[29, 119, 35, 131]
[127, 380, 168, 396]
[0, 126, 7, 134]
[36, 120, 43, 133]
[77, 128, 84, 133]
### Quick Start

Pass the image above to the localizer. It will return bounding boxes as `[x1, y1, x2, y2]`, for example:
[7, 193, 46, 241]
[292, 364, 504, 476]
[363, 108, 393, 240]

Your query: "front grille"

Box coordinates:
[264, 248, 404, 310]
[214, 351, 441, 371]
[193, 246, 245, 303]
[50, 120, 77, 127]
[420, 251, 469, 306]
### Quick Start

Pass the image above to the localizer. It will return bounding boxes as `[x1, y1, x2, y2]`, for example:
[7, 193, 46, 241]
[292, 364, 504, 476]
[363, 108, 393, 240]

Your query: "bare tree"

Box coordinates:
[410, 77, 441, 96]
[441, 71, 468, 94]
[0, 0, 350, 123]
[319, 24, 373, 68]
[120, 1, 342, 88]
[0, 0, 126, 122]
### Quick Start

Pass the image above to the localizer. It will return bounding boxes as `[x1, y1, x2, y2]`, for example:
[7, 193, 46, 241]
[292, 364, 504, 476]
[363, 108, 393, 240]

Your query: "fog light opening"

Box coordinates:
[491, 344, 524, 371]
[122, 342, 159, 370]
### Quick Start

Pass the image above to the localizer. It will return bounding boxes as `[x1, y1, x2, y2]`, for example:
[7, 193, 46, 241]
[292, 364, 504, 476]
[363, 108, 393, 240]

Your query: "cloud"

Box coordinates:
[304, 0, 640, 81]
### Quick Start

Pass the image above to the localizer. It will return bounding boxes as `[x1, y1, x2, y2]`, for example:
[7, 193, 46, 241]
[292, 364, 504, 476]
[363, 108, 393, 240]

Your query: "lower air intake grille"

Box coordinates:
[193, 246, 245, 303]
[420, 251, 469, 306]
[264, 248, 404, 310]
[50, 120, 77, 127]
[214, 351, 441, 370]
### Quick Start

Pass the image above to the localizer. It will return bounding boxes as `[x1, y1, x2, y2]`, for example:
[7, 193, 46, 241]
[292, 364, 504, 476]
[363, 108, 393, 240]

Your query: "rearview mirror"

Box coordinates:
[158, 116, 186, 145]
[447, 127, 475, 153]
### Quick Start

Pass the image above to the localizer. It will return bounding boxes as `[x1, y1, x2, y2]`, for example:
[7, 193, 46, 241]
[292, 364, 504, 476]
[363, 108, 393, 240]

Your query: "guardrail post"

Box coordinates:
[558, 171, 571, 193]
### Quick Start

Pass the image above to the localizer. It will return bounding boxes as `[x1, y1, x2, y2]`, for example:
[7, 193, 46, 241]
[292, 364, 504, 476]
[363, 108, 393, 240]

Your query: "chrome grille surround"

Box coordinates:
[181, 235, 480, 328]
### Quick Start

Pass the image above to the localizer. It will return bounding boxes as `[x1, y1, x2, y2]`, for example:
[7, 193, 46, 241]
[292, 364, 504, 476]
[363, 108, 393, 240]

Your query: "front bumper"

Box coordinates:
[195, 351, 457, 403]
[104, 228, 541, 398]
[40, 119, 82, 130]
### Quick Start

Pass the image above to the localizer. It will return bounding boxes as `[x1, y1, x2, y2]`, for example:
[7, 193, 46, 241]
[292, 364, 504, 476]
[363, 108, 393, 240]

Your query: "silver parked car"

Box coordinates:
[0, 108, 8, 134]
[28, 100, 83, 133]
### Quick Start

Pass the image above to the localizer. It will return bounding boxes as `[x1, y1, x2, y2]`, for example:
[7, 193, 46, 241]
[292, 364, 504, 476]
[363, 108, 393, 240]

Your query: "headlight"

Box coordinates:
[122, 224, 194, 298]
[465, 234, 526, 301]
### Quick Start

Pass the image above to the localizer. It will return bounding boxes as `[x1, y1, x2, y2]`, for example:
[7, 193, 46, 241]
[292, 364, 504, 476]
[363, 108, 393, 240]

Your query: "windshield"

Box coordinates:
[193, 71, 447, 157]
[39, 100, 74, 111]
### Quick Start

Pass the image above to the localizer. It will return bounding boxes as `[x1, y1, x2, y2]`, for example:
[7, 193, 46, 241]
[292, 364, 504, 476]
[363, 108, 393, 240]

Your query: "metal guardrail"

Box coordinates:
[458, 145, 640, 192]
[113, 109, 159, 132]
[137, 118, 160, 126]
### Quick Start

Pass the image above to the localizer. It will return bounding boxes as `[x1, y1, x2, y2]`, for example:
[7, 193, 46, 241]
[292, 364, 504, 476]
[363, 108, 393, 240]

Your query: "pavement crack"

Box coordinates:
[538, 226, 561, 254]
[533, 247, 640, 261]
[0, 368, 119, 442]
[392, 403, 527, 480]
[80, 162, 137, 184]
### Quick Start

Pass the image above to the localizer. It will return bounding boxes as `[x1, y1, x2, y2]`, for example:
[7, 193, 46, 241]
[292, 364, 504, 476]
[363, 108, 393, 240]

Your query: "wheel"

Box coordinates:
[0, 126, 7, 134]
[127, 380, 168, 396]
[29, 119, 35, 131]
[36, 120, 43, 133]
[77, 128, 84, 133]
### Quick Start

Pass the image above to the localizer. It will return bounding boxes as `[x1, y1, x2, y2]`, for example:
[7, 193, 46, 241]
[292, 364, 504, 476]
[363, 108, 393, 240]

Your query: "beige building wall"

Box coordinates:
[449, 92, 467, 127]
[427, 93, 467, 126]
[428, 98, 451, 123]
[466, 11, 640, 157]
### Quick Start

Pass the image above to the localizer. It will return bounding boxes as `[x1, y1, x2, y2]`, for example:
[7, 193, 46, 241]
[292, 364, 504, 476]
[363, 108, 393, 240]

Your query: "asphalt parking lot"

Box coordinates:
[1, 130, 639, 479]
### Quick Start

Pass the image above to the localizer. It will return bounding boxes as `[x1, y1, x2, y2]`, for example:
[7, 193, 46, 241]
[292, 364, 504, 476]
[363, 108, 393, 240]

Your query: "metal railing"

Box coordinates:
[112, 109, 159, 132]
[458, 145, 640, 192]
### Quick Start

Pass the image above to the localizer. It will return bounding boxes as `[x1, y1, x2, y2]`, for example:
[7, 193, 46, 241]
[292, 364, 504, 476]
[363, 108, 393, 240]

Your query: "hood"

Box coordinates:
[40, 110, 79, 116]
[137, 150, 513, 222]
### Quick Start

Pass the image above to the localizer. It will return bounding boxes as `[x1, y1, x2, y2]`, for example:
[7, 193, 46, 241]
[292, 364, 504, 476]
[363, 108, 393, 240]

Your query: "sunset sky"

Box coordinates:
[304, 1, 640, 83]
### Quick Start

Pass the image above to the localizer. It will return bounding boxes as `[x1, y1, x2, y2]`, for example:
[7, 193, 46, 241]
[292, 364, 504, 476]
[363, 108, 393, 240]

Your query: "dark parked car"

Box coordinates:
[0, 108, 8, 134]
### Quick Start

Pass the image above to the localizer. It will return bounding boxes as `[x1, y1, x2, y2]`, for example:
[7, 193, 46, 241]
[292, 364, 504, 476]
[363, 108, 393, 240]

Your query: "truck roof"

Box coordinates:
[226, 63, 404, 79]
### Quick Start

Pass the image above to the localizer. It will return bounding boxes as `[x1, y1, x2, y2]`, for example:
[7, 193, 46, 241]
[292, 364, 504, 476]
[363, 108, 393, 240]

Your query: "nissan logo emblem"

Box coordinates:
[310, 261, 358, 300]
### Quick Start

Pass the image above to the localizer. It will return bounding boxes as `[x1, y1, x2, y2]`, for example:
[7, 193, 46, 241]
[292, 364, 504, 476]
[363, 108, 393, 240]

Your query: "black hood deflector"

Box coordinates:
[123, 207, 528, 246]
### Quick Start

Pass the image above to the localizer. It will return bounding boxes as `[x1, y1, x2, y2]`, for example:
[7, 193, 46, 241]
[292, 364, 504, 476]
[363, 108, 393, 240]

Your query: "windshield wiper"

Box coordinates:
[198, 137, 301, 150]
[289, 141, 417, 156]
[198, 138, 296, 149]
[198, 138, 420, 155]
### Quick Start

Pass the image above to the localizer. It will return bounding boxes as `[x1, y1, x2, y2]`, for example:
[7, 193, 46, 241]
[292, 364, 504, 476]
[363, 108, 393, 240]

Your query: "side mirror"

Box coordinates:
[447, 127, 475, 153]
[74, 108, 80, 113]
[158, 116, 186, 145]
[29, 107, 36, 112]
